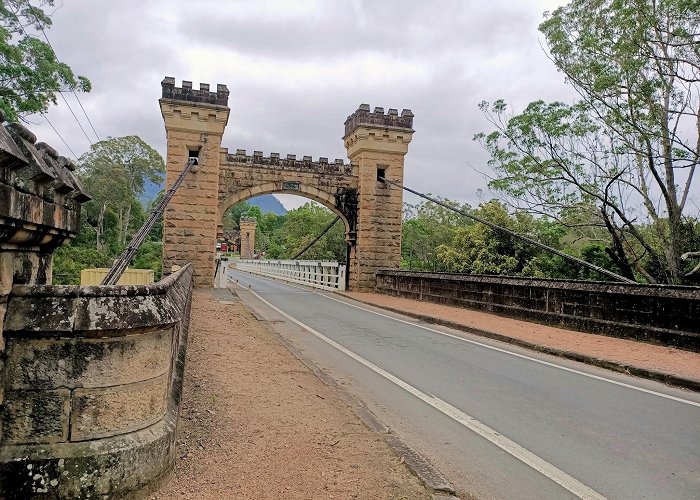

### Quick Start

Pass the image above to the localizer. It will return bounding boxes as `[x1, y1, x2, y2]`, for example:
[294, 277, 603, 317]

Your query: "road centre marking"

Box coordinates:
[232, 279, 608, 500]
[231, 269, 700, 408]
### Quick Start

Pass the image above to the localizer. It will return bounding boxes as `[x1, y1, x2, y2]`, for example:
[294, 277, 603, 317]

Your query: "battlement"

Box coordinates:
[239, 216, 257, 224]
[161, 77, 229, 106]
[225, 149, 352, 175]
[344, 104, 414, 137]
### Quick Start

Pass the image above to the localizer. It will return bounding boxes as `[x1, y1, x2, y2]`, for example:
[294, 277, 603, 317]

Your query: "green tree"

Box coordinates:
[276, 203, 346, 261]
[436, 201, 530, 275]
[78, 136, 164, 247]
[401, 198, 471, 271]
[52, 245, 111, 285]
[477, 0, 699, 283]
[222, 201, 252, 232]
[0, 0, 90, 121]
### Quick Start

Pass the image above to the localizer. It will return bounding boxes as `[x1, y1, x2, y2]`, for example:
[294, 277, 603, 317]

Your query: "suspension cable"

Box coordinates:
[291, 216, 341, 260]
[379, 176, 636, 284]
[101, 158, 196, 285]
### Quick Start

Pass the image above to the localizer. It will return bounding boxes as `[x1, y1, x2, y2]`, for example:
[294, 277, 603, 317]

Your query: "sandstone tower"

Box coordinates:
[239, 216, 257, 259]
[160, 78, 230, 286]
[160, 77, 413, 289]
[344, 105, 414, 289]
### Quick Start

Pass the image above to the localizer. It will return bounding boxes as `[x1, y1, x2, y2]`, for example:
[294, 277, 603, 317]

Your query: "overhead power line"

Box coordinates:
[39, 111, 78, 160]
[29, 8, 101, 143]
[8, 3, 98, 153]
[378, 175, 637, 284]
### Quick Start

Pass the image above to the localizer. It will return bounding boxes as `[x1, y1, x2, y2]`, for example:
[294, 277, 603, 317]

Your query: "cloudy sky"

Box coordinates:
[27, 0, 575, 210]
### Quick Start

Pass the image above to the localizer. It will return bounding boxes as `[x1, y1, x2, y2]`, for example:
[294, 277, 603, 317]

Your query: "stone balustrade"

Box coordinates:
[233, 259, 346, 291]
[376, 270, 700, 350]
[0, 264, 194, 498]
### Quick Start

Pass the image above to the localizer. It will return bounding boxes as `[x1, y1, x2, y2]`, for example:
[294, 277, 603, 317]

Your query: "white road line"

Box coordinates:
[233, 280, 607, 500]
[319, 292, 700, 408]
[230, 269, 700, 408]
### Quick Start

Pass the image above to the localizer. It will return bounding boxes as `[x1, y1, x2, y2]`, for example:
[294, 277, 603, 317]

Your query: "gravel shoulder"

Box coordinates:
[150, 288, 431, 500]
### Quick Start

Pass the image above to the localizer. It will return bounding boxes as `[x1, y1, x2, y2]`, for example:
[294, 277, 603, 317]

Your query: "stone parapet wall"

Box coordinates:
[161, 77, 229, 107]
[376, 270, 700, 351]
[225, 149, 352, 175]
[344, 104, 414, 137]
[0, 264, 194, 498]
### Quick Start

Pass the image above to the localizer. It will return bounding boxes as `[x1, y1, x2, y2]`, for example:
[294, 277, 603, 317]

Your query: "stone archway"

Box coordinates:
[217, 182, 353, 238]
[219, 183, 354, 268]
[159, 77, 414, 290]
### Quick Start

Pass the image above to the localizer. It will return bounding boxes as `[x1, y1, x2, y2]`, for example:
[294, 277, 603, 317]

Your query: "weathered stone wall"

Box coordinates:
[344, 105, 414, 289]
[0, 264, 194, 499]
[376, 270, 700, 350]
[0, 111, 92, 497]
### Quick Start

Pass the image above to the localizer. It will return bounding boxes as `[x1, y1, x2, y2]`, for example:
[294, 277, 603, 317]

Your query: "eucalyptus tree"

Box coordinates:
[78, 136, 164, 248]
[477, 0, 699, 283]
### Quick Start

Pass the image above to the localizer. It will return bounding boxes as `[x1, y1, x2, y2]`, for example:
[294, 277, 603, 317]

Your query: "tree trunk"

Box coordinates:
[122, 204, 131, 246]
[96, 203, 106, 252]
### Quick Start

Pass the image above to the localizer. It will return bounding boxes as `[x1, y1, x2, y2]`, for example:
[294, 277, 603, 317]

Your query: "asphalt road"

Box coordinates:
[228, 269, 700, 500]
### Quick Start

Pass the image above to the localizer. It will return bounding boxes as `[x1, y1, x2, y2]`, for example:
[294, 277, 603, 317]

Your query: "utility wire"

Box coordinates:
[379, 176, 637, 284]
[39, 111, 78, 160]
[9, 3, 96, 151]
[29, 6, 101, 143]
[291, 216, 341, 260]
[57, 92, 94, 147]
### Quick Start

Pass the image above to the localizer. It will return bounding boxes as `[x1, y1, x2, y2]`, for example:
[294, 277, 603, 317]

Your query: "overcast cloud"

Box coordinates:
[27, 0, 576, 210]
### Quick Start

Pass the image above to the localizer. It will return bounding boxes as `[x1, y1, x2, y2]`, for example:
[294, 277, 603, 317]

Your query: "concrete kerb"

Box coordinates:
[223, 286, 459, 498]
[337, 293, 700, 393]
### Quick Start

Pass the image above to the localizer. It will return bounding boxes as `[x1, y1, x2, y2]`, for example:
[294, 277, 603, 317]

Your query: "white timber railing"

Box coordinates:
[232, 259, 346, 291]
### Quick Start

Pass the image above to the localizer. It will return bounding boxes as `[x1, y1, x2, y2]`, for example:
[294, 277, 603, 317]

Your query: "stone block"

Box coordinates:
[2, 389, 69, 444]
[71, 374, 168, 441]
[4, 295, 76, 333]
[4, 329, 173, 390]
[73, 293, 179, 333]
[0, 414, 177, 498]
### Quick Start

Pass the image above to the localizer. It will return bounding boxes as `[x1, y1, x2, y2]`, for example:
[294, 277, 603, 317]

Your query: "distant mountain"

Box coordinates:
[139, 177, 164, 206]
[139, 178, 287, 216]
[249, 194, 287, 215]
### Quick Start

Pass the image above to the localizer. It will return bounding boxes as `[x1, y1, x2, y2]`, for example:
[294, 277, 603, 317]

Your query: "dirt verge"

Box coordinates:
[150, 289, 431, 500]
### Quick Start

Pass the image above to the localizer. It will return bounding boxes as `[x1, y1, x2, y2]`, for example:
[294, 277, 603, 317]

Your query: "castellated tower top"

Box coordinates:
[161, 77, 229, 106]
[344, 104, 414, 137]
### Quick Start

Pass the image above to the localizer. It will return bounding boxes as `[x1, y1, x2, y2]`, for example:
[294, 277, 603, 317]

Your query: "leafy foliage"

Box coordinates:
[52, 137, 165, 283]
[402, 197, 636, 280]
[476, 0, 700, 283]
[52, 246, 111, 285]
[223, 201, 347, 261]
[0, 0, 90, 121]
